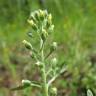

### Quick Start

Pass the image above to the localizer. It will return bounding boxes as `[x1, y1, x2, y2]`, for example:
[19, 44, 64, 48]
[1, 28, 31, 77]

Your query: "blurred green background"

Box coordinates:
[0, 0, 96, 96]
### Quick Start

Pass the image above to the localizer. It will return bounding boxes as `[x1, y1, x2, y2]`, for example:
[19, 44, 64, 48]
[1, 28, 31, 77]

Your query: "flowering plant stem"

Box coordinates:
[11, 9, 61, 96]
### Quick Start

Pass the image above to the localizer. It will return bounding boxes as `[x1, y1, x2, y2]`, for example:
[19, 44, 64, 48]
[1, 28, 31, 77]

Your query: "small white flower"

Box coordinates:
[35, 61, 41, 66]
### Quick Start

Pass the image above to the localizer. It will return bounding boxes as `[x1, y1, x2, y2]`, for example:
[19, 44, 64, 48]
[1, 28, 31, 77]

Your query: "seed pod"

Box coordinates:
[22, 40, 32, 50]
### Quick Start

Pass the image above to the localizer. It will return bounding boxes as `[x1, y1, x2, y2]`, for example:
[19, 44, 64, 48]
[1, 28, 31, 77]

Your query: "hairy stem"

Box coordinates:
[40, 39, 48, 96]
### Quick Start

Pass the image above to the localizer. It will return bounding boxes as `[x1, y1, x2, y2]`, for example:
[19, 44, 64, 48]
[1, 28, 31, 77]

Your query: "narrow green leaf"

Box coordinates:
[11, 85, 30, 91]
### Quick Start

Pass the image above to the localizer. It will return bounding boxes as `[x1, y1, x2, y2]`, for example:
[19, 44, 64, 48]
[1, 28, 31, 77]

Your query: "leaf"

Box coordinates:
[87, 89, 93, 96]
[11, 84, 30, 91]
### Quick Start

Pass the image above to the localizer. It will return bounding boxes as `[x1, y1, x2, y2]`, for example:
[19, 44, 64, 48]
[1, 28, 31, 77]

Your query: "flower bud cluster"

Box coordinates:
[27, 9, 54, 40]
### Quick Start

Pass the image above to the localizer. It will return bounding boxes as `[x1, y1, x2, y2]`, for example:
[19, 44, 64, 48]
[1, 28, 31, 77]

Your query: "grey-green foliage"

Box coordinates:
[12, 9, 66, 96]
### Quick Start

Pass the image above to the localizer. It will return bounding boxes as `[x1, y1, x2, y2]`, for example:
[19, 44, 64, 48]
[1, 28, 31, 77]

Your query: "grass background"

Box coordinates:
[0, 0, 96, 96]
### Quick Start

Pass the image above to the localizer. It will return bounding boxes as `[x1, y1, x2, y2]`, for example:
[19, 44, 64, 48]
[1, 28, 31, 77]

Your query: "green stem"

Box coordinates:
[40, 39, 48, 96]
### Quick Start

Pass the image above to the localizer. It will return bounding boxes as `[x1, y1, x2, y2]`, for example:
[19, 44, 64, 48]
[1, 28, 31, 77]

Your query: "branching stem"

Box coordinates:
[48, 67, 67, 87]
